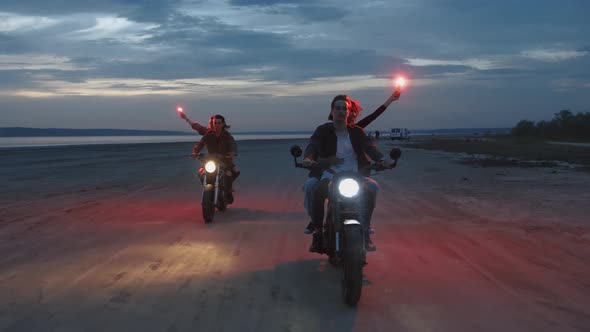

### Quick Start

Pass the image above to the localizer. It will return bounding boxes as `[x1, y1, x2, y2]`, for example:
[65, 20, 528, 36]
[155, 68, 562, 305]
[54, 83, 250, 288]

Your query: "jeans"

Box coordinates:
[303, 177, 320, 217]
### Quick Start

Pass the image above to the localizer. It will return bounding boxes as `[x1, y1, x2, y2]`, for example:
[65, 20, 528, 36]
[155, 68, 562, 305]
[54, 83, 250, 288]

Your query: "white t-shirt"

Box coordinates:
[322, 131, 357, 179]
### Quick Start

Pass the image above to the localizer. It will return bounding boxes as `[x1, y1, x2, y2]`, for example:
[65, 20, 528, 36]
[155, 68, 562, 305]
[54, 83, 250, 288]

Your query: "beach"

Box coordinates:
[1, 138, 589, 332]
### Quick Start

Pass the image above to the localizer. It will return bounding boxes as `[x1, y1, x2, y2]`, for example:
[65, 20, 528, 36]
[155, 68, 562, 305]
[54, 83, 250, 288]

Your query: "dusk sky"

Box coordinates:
[1, 0, 589, 132]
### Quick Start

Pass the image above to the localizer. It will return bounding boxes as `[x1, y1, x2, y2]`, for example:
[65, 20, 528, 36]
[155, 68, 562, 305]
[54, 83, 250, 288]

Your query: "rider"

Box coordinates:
[302, 95, 389, 253]
[302, 90, 401, 235]
[192, 115, 240, 204]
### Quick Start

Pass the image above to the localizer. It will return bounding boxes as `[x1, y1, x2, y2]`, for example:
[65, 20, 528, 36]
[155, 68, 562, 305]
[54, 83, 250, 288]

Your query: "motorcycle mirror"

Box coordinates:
[389, 148, 401, 160]
[290, 145, 302, 158]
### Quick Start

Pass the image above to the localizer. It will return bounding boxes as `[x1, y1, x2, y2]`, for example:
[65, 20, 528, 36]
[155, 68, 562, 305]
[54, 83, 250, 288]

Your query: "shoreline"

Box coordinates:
[4, 134, 590, 171]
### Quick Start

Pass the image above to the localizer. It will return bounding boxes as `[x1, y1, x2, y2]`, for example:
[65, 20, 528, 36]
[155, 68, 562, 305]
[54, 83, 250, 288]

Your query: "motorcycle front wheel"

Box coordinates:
[341, 225, 364, 305]
[202, 184, 215, 223]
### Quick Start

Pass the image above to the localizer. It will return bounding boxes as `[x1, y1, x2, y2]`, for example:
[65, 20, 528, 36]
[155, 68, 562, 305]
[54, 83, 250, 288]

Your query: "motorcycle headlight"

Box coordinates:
[338, 178, 360, 198]
[205, 161, 217, 173]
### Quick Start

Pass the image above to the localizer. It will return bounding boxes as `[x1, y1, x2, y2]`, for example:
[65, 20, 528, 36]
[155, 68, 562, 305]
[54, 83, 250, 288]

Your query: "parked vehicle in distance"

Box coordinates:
[390, 128, 410, 141]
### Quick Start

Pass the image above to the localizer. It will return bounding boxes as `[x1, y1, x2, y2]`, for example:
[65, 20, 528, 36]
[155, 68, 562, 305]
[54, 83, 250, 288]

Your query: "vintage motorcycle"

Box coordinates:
[290, 145, 401, 305]
[193, 153, 232, 223]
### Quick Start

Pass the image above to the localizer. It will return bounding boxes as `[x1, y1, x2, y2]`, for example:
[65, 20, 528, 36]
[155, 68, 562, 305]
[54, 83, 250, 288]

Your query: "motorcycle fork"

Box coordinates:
[201, 171, 208, 204]
[214, 170, 220, 206]
[329, 183, 342, 255]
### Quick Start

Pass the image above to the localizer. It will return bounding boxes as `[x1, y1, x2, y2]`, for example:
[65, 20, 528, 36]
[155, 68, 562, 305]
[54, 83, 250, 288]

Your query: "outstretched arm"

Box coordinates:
[355, 90, 401, 128]
[179, 112, 207, 135]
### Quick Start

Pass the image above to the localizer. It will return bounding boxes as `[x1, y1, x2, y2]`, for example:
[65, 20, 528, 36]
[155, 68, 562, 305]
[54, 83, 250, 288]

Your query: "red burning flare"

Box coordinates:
[394, 77, 407, 91]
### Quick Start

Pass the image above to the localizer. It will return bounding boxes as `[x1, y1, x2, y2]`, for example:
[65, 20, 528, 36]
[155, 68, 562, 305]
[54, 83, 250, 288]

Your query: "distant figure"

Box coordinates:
[375, 130, 380, 140]
[192, 115, 240, 204]
[179, 108, 238, 154]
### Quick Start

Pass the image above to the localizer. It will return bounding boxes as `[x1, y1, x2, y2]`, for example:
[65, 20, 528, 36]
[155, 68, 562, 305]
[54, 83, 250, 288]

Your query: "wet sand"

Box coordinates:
[1, 139, 589, 332]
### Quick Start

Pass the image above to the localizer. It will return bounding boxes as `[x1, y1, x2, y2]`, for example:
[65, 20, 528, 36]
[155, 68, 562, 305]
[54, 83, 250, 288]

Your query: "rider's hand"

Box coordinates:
[302, 159, 318, 168]
[376, 160, 396, 169]
[391, 90, 401, 102]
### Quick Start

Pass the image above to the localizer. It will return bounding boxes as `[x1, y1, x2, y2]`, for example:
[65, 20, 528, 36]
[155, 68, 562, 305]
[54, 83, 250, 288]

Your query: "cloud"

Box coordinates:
[0, 70, 446, 99]
[0, 33, 34, 53]
[261, 4, 348, 22]
[0, 12, 59, 32]
[405, 57, 499, 70]
[0, 54, 85, 70]
[228, 0, 300, 5]
[521, 49, 589, 62]
[0, 1, 182, 23]
[69, 16, 160, 42]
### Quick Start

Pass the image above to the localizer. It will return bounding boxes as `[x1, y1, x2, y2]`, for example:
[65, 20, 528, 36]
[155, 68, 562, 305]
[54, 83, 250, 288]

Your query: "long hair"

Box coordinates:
[348, 98, 363, 125]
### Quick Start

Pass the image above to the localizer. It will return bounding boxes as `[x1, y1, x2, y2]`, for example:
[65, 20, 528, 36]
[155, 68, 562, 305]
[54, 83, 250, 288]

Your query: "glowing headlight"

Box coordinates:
[205, 161, 217, 173]
[338, 178, 360, 198]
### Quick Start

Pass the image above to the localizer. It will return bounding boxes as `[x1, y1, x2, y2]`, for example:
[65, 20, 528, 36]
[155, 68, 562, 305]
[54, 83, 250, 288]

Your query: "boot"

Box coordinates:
[309, 231, 324, 254]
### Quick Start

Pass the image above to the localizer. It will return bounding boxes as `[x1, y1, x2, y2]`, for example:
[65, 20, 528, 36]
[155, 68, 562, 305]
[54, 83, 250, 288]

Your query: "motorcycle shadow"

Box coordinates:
[265, 258, 360, 330]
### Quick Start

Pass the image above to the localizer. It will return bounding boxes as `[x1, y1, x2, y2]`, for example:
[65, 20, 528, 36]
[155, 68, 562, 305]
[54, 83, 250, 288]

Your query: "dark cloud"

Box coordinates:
[0, 33, 34, 54]
[0, 0, 181, 23]
[0, 70, 38, 88]
[264, 4, 347, 22]
[228, 0, 348, 22]
[228, 0, 301, 6]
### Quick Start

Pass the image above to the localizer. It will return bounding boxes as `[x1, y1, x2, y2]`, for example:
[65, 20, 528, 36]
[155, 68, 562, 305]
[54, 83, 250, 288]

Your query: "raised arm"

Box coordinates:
[179, 112, 208, 135]
[355, 90, 401, 128]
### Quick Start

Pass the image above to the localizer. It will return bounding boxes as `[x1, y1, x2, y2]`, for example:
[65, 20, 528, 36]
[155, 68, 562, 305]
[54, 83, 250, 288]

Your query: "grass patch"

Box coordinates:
[406, 135, 590, 169]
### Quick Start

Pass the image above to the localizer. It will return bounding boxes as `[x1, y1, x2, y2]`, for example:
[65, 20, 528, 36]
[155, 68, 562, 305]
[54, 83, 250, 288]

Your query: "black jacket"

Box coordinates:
[193, 130, 236, 164]
[304, 123, 384, 177]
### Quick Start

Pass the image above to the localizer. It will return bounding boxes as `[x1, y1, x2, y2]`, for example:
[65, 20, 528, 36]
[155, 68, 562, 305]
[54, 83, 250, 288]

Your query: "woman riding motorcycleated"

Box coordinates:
[301, 90, 401, 236]
[191, 115, 240, 204]
[302, 95, 389, 253]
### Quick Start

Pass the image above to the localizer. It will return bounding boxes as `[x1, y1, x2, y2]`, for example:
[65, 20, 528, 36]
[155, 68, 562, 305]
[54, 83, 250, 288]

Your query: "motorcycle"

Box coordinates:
[193, 153, 232, 223]
[290, 145, 401, 305]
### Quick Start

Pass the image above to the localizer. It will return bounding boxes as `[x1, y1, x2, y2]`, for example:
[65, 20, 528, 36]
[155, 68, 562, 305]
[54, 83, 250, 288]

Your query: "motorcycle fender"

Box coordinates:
[204, 184, 215, 192]
[343, 219, 361, 226]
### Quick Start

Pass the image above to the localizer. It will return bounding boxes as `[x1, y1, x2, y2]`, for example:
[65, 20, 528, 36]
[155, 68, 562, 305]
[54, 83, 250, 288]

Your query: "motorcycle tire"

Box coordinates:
[202, 185, 215, 223]
[217, 193, 227, 211]
[341, 225, 364, 305]
[325, 214, 340, 266]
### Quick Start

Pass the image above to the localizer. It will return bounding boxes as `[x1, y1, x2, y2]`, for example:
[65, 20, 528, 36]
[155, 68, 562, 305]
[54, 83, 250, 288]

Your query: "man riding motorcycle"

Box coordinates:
[192, 114, 240, 204]
[302, 95, 390, 253]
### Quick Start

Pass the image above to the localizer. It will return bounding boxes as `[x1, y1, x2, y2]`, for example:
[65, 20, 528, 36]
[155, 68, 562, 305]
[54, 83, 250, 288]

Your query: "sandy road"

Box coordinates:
[1, 139, 589, 331]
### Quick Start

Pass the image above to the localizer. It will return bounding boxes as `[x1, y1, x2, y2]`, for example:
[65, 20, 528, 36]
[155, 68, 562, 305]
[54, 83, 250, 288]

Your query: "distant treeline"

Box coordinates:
[512, 110, 590, 140]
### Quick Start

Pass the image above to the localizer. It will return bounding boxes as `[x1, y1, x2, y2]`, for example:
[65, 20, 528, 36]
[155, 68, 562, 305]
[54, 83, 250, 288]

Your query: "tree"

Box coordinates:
[512, 120, 535, 136]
